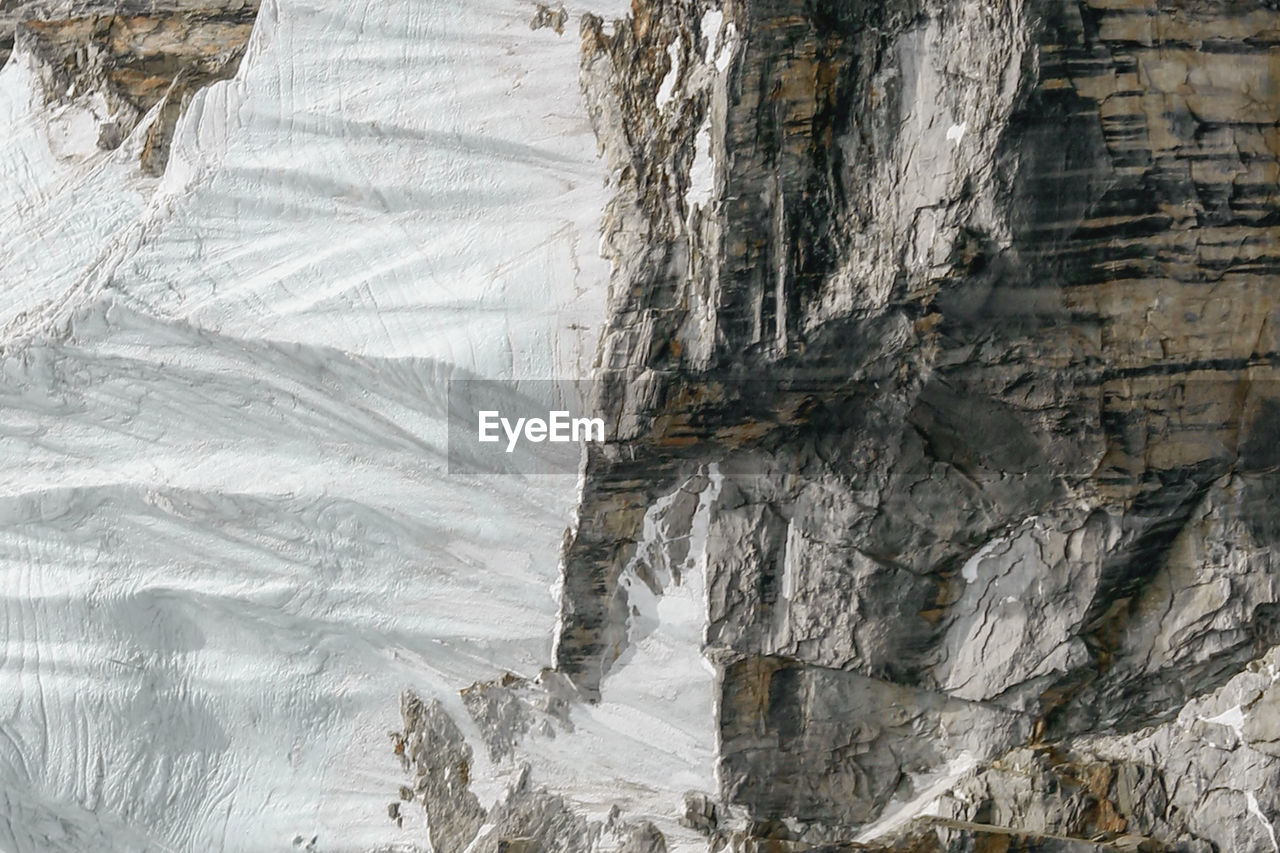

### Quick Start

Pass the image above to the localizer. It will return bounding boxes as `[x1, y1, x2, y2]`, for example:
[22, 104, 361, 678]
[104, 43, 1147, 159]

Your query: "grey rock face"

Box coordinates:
[392, 681, 687, 853]
[391, 693, 487, 853]
[719, 655, 1029, 828]
[473, 780, 599, 853]
[461, 670, 577, 764]
[617, 821, 669, 853]
[555, 0, 1280, 848]
[682, 792, 720, 837]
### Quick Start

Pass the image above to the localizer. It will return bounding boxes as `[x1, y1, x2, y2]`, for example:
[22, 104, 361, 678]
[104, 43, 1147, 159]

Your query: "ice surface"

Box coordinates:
[685, 118, 714, 212]
[518, 471, 723, 848]
[0, 51, 154, 326]
[656, 41, 681, 110]
[1202, 704, 1246, 738]
[0, 0, 716, 850]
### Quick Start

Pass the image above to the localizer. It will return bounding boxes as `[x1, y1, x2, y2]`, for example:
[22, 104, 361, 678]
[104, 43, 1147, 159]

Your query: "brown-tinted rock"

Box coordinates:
[2, 1, 259, 172]
[558, 0, 1280, 848]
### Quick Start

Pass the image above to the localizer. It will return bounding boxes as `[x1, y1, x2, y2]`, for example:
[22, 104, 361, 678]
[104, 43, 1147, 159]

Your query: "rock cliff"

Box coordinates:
[545, 0, 1280, 849]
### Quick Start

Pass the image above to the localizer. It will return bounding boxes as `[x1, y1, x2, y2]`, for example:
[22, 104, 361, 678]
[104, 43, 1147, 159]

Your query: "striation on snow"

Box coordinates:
[2, 0, 1280, 851]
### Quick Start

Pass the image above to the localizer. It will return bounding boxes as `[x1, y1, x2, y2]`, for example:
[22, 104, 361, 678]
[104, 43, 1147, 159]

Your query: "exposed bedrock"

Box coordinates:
[1, 0, 259, 172]
[558, 0, 1280, 848]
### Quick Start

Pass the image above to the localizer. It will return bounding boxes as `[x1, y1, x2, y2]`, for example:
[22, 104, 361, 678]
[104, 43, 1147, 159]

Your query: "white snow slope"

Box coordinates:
[0, 0, 718, 851]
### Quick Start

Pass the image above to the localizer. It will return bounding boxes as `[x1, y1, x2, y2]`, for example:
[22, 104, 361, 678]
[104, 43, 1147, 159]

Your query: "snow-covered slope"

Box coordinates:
[0, 0, 721, 850]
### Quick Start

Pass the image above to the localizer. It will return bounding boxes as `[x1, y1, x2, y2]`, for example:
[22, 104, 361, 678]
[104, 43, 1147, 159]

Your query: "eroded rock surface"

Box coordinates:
[555, 0, 1280, 848]
[391, 693, 487, 853]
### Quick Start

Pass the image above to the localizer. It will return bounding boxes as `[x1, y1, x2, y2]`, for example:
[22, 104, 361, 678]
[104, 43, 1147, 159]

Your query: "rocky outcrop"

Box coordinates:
[391, 693, 487, 853]
[555, 0, 1280, 849]
[2, 0, 258, 171]
[391, 679, 690, 853]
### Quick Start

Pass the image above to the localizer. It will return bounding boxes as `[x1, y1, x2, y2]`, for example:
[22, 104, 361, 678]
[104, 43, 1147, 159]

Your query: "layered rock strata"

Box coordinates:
[550, 0, 1280, 849]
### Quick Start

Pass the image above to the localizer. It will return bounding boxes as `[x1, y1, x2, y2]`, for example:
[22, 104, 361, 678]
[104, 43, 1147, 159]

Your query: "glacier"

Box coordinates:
[0, 0, 717, 850]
